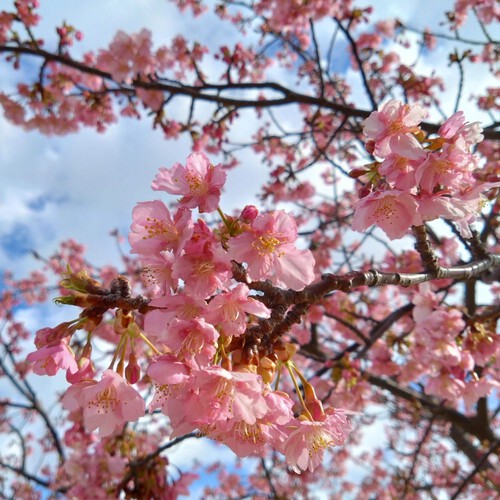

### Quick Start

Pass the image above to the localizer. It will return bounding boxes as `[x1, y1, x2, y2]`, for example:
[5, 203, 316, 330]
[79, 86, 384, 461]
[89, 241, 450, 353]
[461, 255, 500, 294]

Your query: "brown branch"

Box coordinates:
[0, 44, 498, 140]
[367, 374, 496, 443]
[450, 435, 500, 499]
[0, 461, 51, 489]
[296, 253, 500, 303]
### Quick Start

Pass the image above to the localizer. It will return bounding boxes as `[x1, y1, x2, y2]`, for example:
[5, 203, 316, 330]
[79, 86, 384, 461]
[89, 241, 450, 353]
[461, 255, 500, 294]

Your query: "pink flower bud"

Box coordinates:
[125, 353, 141, 384]
[357, 183, 373, 198]
[240, 205, 258, 223]
[365, 139, 376, 155]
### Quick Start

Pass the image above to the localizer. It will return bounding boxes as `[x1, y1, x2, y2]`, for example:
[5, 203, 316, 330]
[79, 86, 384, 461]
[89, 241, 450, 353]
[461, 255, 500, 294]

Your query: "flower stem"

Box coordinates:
[285, 361, 313, 421]
[108, 334, 126, 370]
[139, 332, 162, 356]
[217, 207, 231, 231]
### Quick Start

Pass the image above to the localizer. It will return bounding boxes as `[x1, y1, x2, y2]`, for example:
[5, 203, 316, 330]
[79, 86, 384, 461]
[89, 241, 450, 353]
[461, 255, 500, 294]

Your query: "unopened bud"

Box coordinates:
[257, 356, 276, 384]
[303, 380, 325, 420]
[276, 342, 298, 362]
[365, 140, 376, 155]
[125, 353, 141, 384]
[221, 357, 233, 371]
[114, 309, 132, 335]
[357, 184, 373, 198]
[240, 205, 258, 223]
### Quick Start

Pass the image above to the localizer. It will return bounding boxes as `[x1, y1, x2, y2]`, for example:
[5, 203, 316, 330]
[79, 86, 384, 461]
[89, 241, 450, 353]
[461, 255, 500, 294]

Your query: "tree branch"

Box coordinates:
[0, 44, 498, 140]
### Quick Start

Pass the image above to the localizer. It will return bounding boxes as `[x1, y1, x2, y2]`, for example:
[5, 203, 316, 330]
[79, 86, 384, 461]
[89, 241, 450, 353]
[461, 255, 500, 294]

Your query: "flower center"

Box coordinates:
[89, 387, 118, 414]
[185, 172, 207, 194]
[142, 217, 176, 241]
[373, 198, 396, 221]
[251, 233, 284, 256]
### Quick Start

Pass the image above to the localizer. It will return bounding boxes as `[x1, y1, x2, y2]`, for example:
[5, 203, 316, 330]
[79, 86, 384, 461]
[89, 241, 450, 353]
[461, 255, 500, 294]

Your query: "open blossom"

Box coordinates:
[26, 341, 78, 376]
[378, 134, 427, 190]
[204, 283, 271, 337]
[189, 366, 269, 426]
[144, 293, 207, 342]
[438, 111, 484, 145]
[140, 250, 177, 297]
[62, 370, 145, 437]
[228, 210, 315, 290]
[148, 354, 192, 413]
[152, 152, 226, 213]
[352, 190, 422, 240]
[172, 239, 232, 299]
[283, 409, 351, 473]
[129, 200, 193, 256]
[418, 182, 500, 237]
[363, 99, 427, 157]
[416, 139, 476, 192]
[164, 318, 219, 368]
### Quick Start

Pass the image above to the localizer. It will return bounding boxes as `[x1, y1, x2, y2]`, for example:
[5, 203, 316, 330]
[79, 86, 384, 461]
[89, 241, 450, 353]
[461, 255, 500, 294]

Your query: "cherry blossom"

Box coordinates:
[228, 210, 316, 289]
[351, 190, 421, 239]
[152, 152, 227, 213]
[129, 200, 193, 256]
[26, 341, 78, 376]
[62, 370, 145, 437]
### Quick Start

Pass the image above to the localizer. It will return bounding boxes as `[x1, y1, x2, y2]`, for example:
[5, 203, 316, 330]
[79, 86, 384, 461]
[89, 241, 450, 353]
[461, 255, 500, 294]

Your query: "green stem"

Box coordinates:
[139, 332, 162, 356]
[285, 361, 313, 421]
[108, 334, 127, 370]
[217, 207, 232, 231]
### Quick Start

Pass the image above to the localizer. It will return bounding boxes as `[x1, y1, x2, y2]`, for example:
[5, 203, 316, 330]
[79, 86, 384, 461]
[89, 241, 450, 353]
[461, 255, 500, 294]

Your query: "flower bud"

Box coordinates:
[365, 139, 375, 155]
[125, 353, 141, 384]
[257, 356, 276, 384]
[276, 342, 298, 362]
[357, 183, 373, 198]
[303, 380, 325, 420]
[240, 205, 258, 223]
[221, 357, 233, 371]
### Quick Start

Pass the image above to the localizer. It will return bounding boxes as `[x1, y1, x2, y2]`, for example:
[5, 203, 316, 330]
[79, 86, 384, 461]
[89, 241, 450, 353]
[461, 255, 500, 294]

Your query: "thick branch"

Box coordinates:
[296, 253, 500, 303]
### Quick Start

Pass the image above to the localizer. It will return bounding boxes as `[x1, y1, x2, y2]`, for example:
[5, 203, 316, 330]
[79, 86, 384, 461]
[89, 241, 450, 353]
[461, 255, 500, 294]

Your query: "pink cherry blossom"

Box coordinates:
[416, 140, 476, 192]
[147, 354, 192, 412]
[228, 210, 316, 289]
[191, 366, 268, 426]
[461, 377, 500, 410]
[62, 370, 145, 437]
[165, 318, 219, 368]
[283, 408, 351, 473]
[144, 294, 207, 342]
[204, 283, 271, 337]
[352, 190, 422, 240]
[140, 250, 178, 297]
[152, 152, 227, 213]
[439, 111, 484, 146]
[26, 341, 78, 376]
[172, 239, 232, 299]
[378, 134, 427, 189]
[425, 371, 466, 401]
[129, 200, 193, 256]
[363, 99, 427, 157]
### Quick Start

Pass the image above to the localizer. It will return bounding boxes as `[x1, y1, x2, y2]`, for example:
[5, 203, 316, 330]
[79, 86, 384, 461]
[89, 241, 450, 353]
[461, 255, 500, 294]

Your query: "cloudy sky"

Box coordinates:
[0, 0, 496, 492]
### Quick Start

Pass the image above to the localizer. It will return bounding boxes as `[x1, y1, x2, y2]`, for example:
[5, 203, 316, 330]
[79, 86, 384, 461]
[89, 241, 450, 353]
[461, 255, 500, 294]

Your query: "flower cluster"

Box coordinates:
[352, 100, 499, 239]
[26, 152, 350, 474]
